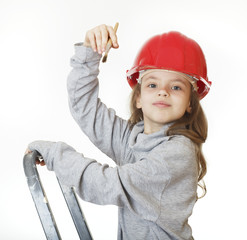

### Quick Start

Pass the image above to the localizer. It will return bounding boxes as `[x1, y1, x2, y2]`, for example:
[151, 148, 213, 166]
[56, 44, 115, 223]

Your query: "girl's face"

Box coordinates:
[136, 71, 192, 134]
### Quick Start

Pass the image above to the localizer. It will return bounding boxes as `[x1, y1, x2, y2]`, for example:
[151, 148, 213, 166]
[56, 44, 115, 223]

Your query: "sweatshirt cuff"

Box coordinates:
[73, 42, 102, 63]
[28, 140, 57, 171]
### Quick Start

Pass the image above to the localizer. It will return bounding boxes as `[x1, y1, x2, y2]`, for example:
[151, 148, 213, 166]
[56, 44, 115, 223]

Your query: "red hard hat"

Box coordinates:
[126, 31, 211, 99]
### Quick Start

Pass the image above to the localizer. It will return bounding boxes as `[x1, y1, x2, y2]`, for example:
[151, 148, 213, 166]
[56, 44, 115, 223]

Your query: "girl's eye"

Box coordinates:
[148, 83, 157, 88]
[171, 86, 182, 91]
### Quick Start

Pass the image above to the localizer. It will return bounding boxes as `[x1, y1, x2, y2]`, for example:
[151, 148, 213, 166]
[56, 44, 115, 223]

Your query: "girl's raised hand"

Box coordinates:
[83, 24, 119, 54]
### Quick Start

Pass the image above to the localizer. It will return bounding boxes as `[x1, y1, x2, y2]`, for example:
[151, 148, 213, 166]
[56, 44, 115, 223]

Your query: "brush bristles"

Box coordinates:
[102, 53, 108, 63]
[101, 22, 119, 63]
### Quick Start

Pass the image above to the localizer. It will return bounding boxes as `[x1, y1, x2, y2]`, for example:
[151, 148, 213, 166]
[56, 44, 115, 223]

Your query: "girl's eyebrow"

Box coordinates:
[171, 78, 187, 86]
[143, 75, 188, 86]
[142, 75, 159, 81]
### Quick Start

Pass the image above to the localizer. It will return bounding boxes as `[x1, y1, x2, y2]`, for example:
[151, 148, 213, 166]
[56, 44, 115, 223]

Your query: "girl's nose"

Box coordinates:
[158, 88, 169, 97]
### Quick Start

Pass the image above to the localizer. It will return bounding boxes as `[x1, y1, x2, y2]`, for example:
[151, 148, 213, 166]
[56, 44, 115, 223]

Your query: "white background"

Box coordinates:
[1, 0, 247, 239]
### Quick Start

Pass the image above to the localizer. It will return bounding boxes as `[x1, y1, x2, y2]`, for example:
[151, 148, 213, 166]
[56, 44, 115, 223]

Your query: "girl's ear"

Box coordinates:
[186, 100, 192, 113]
[136, 94, 142, 109]
[186, 105, 192, 113]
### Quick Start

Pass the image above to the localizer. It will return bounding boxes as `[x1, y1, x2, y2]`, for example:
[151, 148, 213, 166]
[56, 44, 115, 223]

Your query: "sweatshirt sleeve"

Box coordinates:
[67, 44, 130, 165]
[28, 140, 170, 222]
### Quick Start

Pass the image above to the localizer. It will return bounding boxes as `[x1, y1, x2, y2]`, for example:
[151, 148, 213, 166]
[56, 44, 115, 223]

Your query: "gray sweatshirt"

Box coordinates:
[29, 44, 198, 240]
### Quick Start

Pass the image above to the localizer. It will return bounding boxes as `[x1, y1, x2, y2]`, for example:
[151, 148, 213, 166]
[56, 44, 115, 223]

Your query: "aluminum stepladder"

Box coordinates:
[23, 150, 93, 240]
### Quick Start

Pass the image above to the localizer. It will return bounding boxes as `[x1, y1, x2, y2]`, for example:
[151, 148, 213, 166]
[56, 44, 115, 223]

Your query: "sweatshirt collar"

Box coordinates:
[129, 121, 172, 152]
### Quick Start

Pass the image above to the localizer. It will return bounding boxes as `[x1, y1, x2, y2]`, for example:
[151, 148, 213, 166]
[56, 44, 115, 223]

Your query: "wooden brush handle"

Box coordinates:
[105, 22, 119, 52]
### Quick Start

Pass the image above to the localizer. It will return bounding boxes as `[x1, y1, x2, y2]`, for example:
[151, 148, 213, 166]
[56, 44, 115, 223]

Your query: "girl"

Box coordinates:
[28, 24, 211, 239]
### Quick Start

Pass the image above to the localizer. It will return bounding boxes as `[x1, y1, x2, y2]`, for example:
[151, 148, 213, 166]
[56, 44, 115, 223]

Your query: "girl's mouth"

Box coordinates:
[152, 101, 171, 108]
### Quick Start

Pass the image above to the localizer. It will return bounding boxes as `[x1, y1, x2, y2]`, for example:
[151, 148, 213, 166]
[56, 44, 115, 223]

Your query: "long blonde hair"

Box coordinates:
[128, 83, 207, 199]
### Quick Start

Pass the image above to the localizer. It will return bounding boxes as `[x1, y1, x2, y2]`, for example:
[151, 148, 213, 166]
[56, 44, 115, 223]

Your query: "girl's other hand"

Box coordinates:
[83, 24, 119, 54]
[25, 149, 46, 166]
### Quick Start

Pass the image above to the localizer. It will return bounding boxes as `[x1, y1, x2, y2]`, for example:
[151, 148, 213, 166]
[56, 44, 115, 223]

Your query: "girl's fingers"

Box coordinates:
[107, 25, 119, 48]
[84, 24, 119, 53]
[95, 24, 109, 54]
[87, 31, 97, 52]
[95, 29, 103, 54]
[100, 25, 109, 52]
[36, 159, 46, 166]
[40, 160, 46, 166]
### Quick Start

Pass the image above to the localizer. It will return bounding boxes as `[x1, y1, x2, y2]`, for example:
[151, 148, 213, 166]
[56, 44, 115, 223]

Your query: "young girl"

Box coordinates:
[28, 24, 211, 239]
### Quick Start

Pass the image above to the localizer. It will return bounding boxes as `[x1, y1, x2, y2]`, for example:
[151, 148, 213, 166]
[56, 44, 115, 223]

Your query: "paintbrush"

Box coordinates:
[102, 22, 119, 63]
